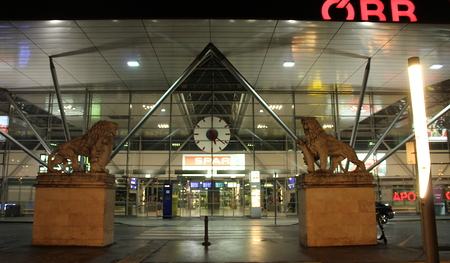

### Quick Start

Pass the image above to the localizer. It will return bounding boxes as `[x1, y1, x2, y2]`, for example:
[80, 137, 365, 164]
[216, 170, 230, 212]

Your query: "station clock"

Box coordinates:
[194, 117, 230, 153]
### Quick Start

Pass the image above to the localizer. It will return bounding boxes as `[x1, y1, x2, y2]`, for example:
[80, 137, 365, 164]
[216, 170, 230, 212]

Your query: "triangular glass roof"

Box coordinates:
[112, 43, 296, 157]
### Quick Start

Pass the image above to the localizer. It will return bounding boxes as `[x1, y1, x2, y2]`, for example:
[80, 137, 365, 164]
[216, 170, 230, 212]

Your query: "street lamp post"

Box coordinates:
[407, 57, 439, 263]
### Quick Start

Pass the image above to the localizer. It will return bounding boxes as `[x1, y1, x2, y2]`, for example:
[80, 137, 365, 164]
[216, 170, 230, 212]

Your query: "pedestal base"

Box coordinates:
[32, 172, 115, 247]
[297, 172, 377, 247]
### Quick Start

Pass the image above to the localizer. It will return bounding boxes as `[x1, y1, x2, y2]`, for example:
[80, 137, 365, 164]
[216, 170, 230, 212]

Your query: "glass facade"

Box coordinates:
[1, 89, 449, 217]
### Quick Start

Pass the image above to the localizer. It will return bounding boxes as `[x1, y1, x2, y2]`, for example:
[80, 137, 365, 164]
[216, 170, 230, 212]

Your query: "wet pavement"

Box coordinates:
[1, 214, 450, 262]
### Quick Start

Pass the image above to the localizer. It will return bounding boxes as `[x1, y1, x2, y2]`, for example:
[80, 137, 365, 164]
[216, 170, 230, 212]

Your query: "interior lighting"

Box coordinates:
[269, 105, 283, 110]
[408, 57, 431, 198]
[350, 105, 366, 112]
[430, 64, 443, 69]
[143, 104, 154, 110]
[257, 124, 268, 129]
[127, 61, 140, 67]
[283, 61, 295, 67]
[158, 124, 169, 128]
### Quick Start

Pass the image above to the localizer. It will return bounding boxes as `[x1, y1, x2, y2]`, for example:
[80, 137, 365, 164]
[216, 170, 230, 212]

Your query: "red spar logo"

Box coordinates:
[322, 0, 417, 22]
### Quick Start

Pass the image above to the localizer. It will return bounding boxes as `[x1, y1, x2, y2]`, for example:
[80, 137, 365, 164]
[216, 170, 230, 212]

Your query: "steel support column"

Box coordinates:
[350, 58, 371, 148]
[110, 47, 212, 160]
[0, 129, 47, 167]
[368, 103, 450, 172]
[49, 57, 71, 141]
[1, 88, 53, 155]
[216, 47, 298, 141]
[364, 100, 410, 162]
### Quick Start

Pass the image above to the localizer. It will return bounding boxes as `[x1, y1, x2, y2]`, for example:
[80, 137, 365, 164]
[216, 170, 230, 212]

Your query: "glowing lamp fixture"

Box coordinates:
[127, 61, 139, 67]
[283, 61, 295, 67]
[430, 64, 443, 69]
[269, 104, 283, 110]
[408, 57, 431, 198]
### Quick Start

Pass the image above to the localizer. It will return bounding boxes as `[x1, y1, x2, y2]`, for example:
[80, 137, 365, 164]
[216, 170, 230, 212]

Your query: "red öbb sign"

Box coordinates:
[322, 0, 417, 22]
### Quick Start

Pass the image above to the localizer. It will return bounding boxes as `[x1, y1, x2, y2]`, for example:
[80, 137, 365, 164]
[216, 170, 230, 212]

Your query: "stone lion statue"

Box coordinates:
[296, 118, 366, 173]
[47, 120, 118, 173]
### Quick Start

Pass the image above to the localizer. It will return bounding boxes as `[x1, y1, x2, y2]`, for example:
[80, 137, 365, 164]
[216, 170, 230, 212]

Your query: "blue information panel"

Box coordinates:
[163, 183, 172, 219]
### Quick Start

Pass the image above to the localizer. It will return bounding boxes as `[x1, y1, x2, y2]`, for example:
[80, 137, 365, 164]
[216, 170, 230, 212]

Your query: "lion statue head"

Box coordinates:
[301, 118, 327, 152]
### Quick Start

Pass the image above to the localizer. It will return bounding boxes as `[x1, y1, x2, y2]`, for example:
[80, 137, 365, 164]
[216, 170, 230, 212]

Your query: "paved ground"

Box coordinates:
[0, 214, 450, 262]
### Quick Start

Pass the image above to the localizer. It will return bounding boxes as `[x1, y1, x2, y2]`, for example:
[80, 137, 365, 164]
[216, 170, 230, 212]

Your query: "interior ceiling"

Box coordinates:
[1, 19, 450, 141]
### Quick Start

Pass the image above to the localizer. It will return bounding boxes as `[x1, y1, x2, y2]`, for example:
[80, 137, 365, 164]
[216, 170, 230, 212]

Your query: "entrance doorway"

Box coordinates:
[178, 180, 245, 217]
[117, 177, 298, 218]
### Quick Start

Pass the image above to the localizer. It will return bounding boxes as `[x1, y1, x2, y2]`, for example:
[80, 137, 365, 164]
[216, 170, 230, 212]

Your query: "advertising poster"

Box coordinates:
[0, 116, 9, 142]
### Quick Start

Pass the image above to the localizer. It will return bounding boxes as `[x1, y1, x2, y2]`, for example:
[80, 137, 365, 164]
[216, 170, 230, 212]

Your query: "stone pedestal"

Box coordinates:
[32, 173, 116, 247]
[297, 172, 376, 247]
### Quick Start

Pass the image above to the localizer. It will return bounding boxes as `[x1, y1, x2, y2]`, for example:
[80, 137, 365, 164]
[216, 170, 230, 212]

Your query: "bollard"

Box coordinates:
[202, 216, 211, 248]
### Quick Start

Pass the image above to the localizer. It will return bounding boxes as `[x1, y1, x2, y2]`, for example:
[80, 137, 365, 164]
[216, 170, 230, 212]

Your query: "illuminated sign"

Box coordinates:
[0, 116, 9, 142]
[185, 156, 233, 166]
[182, 154, 245, 177]
[322, 0, 417, 22]
[250, 171, 260, 183]
[394, 191, 450, 201]
[428, 117, 447, 142]
[250, 171, 261, 216]
[226, 182, 237, 187]
[393, 191, 417, 201]
[130, 178, 136, 189]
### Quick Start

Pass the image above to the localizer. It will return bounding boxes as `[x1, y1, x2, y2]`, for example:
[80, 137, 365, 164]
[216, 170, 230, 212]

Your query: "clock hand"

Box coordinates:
[208, 130, 218, 144]
[215, 137, 227, 144]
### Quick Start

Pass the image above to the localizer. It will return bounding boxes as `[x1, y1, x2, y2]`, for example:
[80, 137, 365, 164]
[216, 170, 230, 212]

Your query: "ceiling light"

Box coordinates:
[430, 64, 443, 69]
[127, 61, 139, 67]
[283, 61, 295, 67]
[269, 105, 283, 110]
[143, 104, 154, 110]
[158, 124, 169, 129]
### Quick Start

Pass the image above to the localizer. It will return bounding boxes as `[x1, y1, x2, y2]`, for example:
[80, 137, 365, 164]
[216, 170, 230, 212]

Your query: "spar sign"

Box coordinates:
[182, 154, 245, 177]
[322, 0, 417, 22]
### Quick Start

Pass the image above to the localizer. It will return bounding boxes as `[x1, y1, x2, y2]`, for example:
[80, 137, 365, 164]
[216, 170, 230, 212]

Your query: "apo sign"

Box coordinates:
[394, 191, 450, 201]
[322, 0, 417, 22]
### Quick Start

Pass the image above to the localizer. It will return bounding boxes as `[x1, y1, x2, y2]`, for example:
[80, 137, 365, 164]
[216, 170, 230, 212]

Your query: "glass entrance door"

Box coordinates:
[176, 180, 249, 217]
[136, 179, 162, 217]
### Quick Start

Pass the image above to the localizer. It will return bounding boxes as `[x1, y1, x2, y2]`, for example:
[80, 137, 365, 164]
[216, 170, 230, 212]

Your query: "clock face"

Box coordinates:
[194, 117, 230, 153]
